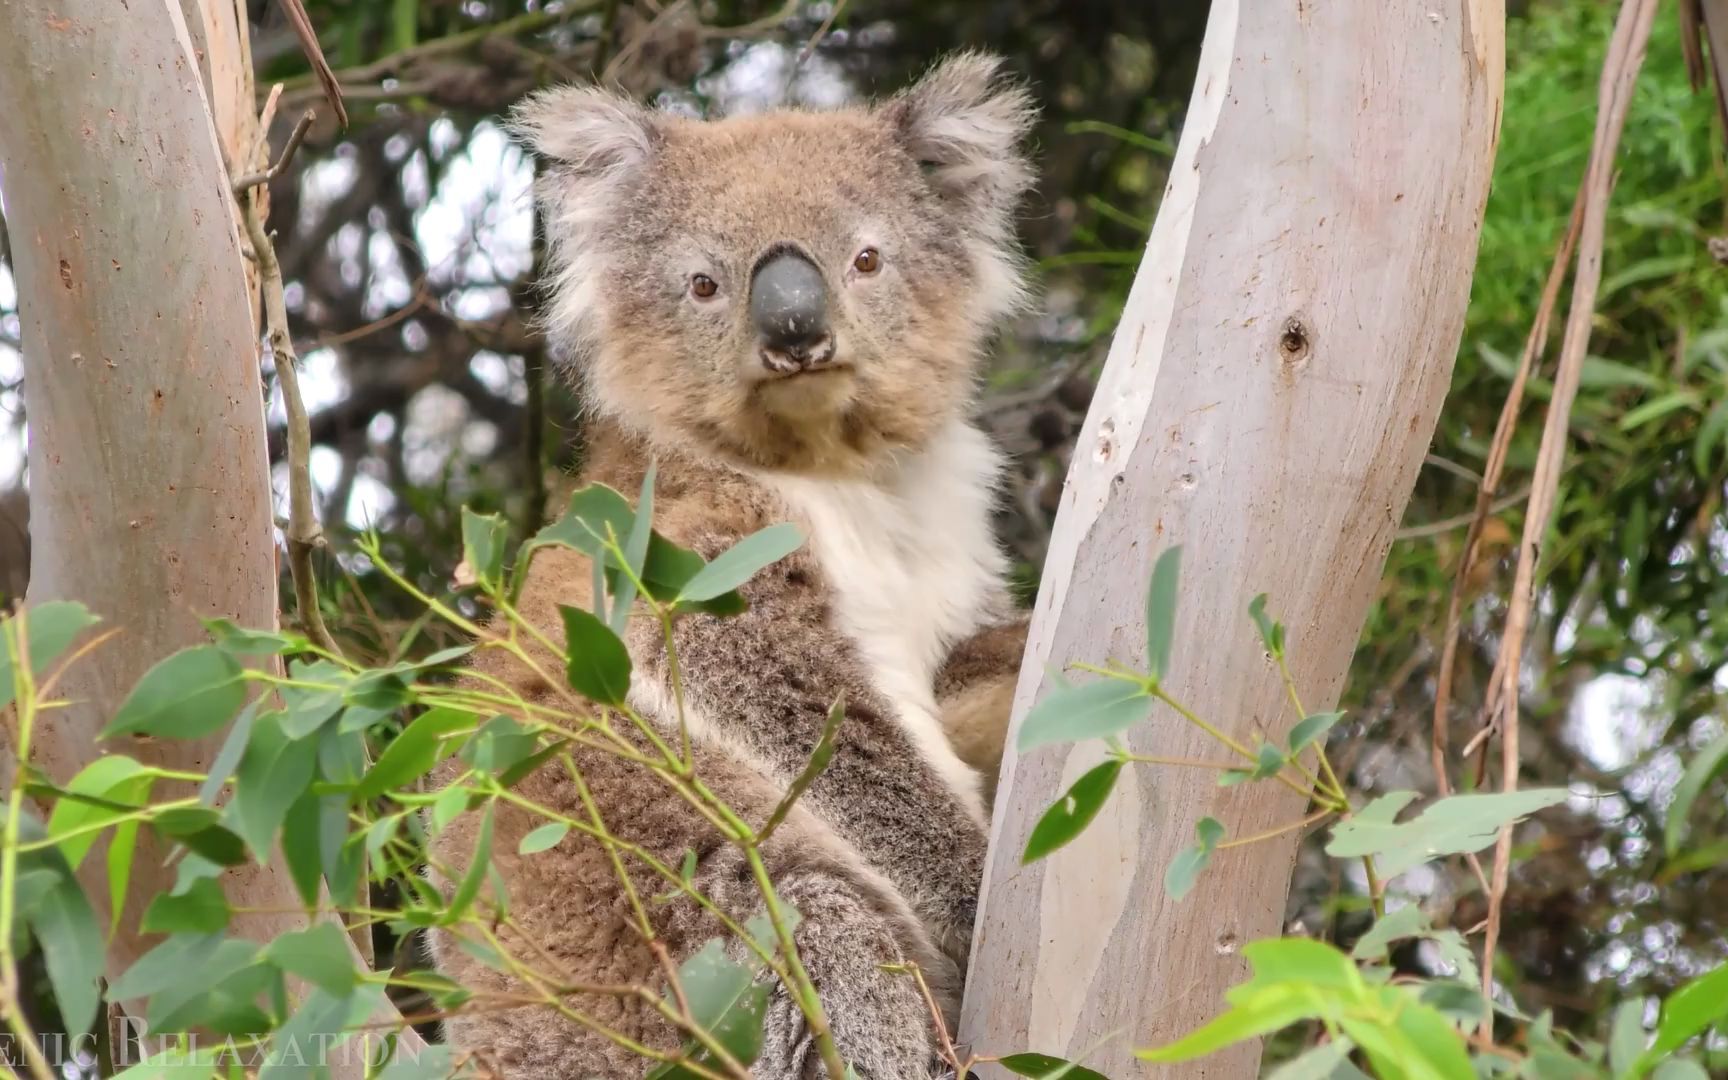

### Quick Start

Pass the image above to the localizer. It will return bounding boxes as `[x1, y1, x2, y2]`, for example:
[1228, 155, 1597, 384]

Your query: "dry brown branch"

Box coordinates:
[1429, 193, 1583, 803]
[1395, 486, 1532, 543]
[231, 108, 315, 193]
[273, 0, 348, 127]
[235, 108, 342, 658]
[1477, 0, 1658, 1037]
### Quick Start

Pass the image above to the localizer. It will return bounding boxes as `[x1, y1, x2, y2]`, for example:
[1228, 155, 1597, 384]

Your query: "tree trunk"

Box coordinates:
[959, 1, 1505, 1076]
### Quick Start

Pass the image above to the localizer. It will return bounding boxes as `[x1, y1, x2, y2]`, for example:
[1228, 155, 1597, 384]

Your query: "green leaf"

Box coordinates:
[202, 618, 308, 657]
[108, 818, 141, 934]
[442, 803, 495, 924]
[1635, 961, 1728, 1068]
[998, 1052, 1111, 1079]
[1289, 711, 1343, 755]
[1136, 980, 1326, 1063]
[530, 484, 746, 616]
[1325, 789, 1569, 878]
[1016, 677, 1153, 752]
[431, 784, 472, 835]
[1695, 398, 1728, 475]
[1608, 1000, 1646, 1077]
[1240, 938, 1363, 993]
[1618, 390, 1701, 431]
[262, 922, 358, 996]
[141, 876, 230, 934]
[280, 659, 351, 738]
[676, 524, 804, 604]
[1144, 546, 1181, 684]
[260, 984, 387, 1080]
[519, 822, 570, 855]
[608, 461, 657, 633]
[347, 668, 412, 712]
[152, 810, 248, 867]
[25, 863, 104, 1035]
[461, 715, 538, 774]
[1352, 905, 1480, 988]
[374, 1043, 457, 1080]
[1022, 760, 1122, 864]
[0, 600, 100, 710]
[110, 932, 236, 1000]
[1665, 734, 1728, 859]
[1579, 356, 1663, 390]
[199, 699, 261, 806]
[1382, 994, 1476, 1080]
[1265, 1040, 1360, 1080]
[460, 507, 508, 591]
[558, 604, 632, 706]
[1248, 594, 1285, 657]
[102, 645, 247, 740]
[1164, 816, 1225, 901]
[649, 940, 771, 1074]
[230, 710, 319, 856]
[281, 790, 324, 908]
[47, 754, 152, 869]
[1250, 743, 1286, 779]
[1651, 1061, 1710, 1080]
[355, 707, 475, 800]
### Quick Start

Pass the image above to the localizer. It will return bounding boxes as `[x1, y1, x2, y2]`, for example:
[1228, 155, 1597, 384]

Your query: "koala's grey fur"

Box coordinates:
[427, 52, 1037, 1079]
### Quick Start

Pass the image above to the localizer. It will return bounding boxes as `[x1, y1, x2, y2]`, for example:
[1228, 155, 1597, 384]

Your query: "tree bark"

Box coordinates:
[959, 1, 1505, 1076]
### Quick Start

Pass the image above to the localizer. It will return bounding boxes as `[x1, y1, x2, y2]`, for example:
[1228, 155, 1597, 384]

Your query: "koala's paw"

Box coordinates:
[750, 874, 947, 1080]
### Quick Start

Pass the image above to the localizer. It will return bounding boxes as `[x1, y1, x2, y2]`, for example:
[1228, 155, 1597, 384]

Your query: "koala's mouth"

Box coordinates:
[758, 333, 841, 379]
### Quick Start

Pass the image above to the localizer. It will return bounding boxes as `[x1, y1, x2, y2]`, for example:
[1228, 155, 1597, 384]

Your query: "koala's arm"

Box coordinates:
[430, 730, 951, 1080]
[433, 545, 955, 1079]
[934, 615, 1029, 805]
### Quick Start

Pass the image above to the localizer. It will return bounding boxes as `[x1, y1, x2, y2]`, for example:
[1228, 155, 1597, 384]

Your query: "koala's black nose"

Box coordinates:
[750, 251, 830, 361]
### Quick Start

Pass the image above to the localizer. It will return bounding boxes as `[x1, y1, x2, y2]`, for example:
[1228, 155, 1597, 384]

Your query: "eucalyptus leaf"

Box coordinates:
[1664, 734, 1728, 858]
[1022, 760, 1122, 864]
[1144, 546, 1181, 684]
[558, 604, 632, 706]
[1164, 816, 1225, 901]
[1325, 789, 1569, 879]
[676, 523, 804, 603]
[0, 600, 100, 710]
[998, 1052, 1111, 1080]
[519, 822, 570, 855]
[1017, 677, 1152, 752]
[102, 645, 246, 741]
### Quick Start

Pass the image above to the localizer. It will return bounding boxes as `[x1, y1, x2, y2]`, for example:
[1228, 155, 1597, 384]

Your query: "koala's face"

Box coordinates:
[516, 54, 1036, 474]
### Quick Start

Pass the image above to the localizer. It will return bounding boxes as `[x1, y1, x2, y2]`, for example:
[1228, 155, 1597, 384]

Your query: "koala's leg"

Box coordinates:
[751, 873, 951, 1080]
[934, 615, 1030, 807]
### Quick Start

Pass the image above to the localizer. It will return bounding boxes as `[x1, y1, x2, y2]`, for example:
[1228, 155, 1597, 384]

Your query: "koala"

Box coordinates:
[427, 52, 1035, 1079]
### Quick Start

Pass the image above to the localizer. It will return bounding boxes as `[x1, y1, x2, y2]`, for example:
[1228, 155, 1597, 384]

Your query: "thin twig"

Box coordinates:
[235, 116, 342, 656]
[1428, 188, 1585, 802]
[758, 694, 844, 843]
[780, 0, 848, 97]
[1395, 486, 1533, 542]
[273, 0, 348, 127]
[1478, 0, 1658, 1039]
[232, 109, 315, 194]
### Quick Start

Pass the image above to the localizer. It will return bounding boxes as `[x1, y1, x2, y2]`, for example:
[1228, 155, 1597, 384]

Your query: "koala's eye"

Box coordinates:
[690, 274, 719, 299]
[852, 248, 881, 275]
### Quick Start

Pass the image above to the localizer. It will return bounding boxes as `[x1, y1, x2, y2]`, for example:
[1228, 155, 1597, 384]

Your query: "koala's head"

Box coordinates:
[513, 53, 1036, 474]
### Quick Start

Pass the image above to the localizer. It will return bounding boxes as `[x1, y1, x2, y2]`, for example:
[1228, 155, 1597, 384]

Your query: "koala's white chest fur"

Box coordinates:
[762, 420, 1008, 824]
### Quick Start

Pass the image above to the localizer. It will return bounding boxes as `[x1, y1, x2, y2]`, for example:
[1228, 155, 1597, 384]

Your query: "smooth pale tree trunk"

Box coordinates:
[0, 0, 421, 1070]
[960, 2, 1505, 1076]
[0, 0, 287, 950]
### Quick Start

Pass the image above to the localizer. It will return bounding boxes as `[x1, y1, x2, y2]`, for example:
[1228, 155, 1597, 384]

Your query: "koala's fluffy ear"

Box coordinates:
[508, 86, 660, 365]
[884, 52, 1037, 240]
[507, 85, 659, 178]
